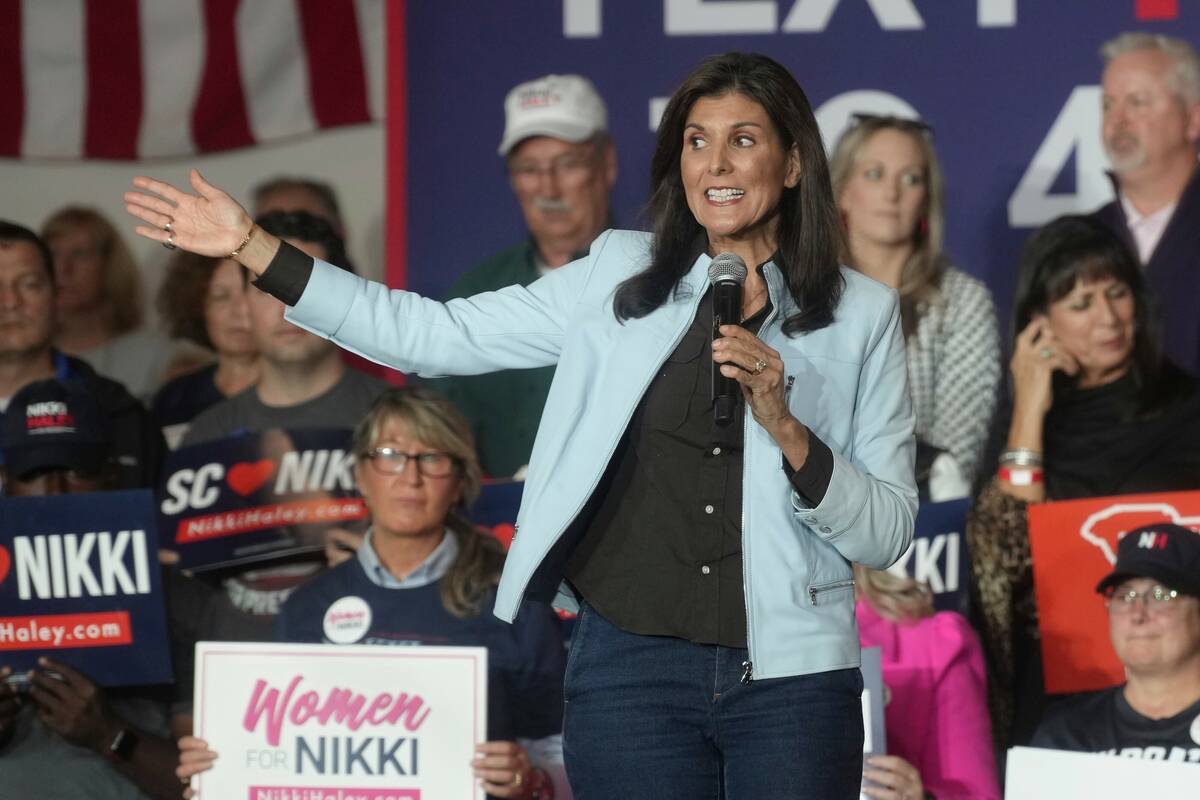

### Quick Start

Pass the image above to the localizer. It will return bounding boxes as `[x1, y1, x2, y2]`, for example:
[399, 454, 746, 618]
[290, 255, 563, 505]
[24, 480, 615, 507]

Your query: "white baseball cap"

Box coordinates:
[498, 74, 608, 156]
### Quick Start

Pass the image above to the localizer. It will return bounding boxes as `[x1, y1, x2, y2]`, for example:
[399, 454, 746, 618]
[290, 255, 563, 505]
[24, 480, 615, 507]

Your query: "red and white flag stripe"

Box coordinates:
[0, 0, 385, 160]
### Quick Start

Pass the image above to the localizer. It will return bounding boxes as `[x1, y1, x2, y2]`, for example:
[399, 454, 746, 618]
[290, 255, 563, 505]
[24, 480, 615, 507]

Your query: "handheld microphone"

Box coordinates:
[709, 252, 747, 427]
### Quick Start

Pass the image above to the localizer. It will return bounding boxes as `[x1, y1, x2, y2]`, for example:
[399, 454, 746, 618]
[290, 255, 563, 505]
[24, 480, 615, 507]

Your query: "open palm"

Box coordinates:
[124, 168, 251, 257]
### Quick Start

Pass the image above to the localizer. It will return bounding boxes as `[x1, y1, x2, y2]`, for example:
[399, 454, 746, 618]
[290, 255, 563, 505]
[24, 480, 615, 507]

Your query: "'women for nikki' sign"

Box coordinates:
[193, 642, 488, 799]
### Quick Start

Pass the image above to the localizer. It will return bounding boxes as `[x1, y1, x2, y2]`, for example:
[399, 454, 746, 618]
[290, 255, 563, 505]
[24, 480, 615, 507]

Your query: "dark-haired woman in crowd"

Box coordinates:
[966, 215, 1200, 748]
[152, 251, 260, 446]
[129, 52, 916, 798]
[831, 115, 1000, 498]
[177, 387, 567, 799]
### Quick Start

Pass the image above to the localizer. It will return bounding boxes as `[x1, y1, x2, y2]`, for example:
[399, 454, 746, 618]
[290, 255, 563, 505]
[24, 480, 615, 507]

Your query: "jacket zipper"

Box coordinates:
[740, 264, 783, 685]
[809, 579, 856, 606]
[518, 281, 708, 608]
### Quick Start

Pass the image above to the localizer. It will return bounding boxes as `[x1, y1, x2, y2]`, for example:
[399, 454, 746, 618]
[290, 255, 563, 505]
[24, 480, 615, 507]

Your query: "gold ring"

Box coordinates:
[511, 770, 524, 788]
[753, 358, 767, 375]
[1038, 347, 1053, 360]
[163, 234, 176, 250]
[164, 220, 173, 233]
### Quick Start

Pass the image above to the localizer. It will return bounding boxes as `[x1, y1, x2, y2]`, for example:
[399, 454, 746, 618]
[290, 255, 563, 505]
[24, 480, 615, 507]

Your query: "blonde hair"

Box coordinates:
[352, 387, 502, 618]
[853, 563, 934, 624]
[41, 206, 143, 335]
[829, 118, 949, 338]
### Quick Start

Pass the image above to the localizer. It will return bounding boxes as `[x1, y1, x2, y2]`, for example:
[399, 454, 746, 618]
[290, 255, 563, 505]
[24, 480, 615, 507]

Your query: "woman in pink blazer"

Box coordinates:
[857, 565, 1000, 800]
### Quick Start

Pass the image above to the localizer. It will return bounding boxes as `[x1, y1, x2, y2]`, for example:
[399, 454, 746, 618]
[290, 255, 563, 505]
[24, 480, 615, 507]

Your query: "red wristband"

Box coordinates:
[999, 465, 1043, 486]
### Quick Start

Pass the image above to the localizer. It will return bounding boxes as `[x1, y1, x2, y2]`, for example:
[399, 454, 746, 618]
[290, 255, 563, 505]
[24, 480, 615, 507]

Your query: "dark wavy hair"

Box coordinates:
[1012, 215, 1186, 415]
[613, 52, 843, 335]
[255, 210, 354, 274]
[0, 220, 55, 285]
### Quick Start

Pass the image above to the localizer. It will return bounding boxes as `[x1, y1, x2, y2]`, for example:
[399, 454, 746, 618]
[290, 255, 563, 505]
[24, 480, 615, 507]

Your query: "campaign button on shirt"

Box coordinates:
[323, 595, 372, 643]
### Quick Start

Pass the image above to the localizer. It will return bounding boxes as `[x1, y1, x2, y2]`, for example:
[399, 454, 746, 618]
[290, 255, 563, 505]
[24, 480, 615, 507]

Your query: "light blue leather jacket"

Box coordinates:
[284, 230, 916, 680]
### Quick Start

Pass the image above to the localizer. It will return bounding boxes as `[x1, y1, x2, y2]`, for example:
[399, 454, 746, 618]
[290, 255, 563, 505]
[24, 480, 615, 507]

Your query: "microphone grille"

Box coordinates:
[708, 252, 747, 285]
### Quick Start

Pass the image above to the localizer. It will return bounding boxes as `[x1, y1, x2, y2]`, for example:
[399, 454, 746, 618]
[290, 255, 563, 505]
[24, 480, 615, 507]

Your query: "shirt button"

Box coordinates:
[704, 504, 715, 514]
[712, 447, 722, 456]
[701, 565, 711, 575]
[820, 525, 833, 534]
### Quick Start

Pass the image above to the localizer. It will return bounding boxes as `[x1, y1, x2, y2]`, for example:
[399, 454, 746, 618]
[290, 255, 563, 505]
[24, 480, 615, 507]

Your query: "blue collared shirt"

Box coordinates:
[356, 528, 459, 589]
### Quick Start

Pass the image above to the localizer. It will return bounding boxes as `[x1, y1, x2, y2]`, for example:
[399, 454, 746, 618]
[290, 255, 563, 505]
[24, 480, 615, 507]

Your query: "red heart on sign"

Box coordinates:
[227, 460, 277, 496]
[0, 544, 9, 585]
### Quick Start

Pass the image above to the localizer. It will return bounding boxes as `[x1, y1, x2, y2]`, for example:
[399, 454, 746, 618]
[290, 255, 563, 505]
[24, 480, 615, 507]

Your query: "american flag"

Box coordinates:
[0, 0, 386, 160]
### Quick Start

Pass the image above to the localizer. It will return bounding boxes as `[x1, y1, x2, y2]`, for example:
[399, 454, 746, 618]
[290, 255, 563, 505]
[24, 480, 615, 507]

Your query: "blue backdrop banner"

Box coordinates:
[406, 2, 1198, 322]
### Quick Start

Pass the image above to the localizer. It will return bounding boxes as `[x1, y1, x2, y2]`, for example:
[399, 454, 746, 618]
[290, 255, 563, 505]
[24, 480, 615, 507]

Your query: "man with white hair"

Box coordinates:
[1092, 32, 1200, 373]
[427, 74, 618, 478]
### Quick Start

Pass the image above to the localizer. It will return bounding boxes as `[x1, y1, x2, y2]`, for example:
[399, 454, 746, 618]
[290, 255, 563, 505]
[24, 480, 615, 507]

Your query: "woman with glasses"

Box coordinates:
[177, 387, 566, 799]
[966, 215, 1200, 749]
[830, 115, 1001, 498]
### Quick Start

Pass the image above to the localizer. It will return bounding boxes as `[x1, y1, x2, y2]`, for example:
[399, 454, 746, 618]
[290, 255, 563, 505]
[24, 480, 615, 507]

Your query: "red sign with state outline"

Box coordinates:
[1028, 490, 1200, 694]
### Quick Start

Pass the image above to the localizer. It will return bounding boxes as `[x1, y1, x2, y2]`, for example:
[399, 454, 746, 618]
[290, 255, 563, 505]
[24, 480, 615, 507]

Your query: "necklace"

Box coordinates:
[741, 287, 768, 321]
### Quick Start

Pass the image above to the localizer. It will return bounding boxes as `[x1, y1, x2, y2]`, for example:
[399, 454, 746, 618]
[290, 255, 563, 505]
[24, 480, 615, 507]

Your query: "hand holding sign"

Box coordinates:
[177, 735, 218, 799]
[472, 740, 537, 799]
[0, 666, 20, 746]
[29, 657, 121, 753]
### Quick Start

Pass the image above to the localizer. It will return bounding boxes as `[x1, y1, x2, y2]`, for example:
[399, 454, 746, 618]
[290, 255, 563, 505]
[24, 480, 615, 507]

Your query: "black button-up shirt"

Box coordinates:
[566, 283, 832, 648]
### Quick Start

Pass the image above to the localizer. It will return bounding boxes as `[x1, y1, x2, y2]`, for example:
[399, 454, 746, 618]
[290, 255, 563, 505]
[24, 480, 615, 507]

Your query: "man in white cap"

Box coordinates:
[428, 74, 618, 478]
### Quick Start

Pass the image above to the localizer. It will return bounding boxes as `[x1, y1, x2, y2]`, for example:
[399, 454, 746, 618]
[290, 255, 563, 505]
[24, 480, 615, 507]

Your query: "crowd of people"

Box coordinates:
[0, 28, 1198, 800]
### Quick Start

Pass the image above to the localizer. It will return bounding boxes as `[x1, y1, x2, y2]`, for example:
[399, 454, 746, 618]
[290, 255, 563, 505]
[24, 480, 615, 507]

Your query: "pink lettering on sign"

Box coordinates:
[242, 675, 431, 747]
[247, 788, 420, 800]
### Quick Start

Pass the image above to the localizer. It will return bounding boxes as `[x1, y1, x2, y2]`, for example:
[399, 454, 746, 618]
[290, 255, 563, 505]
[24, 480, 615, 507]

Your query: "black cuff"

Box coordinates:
[782, 432, 834, 507]
[252, 239, 314, 306]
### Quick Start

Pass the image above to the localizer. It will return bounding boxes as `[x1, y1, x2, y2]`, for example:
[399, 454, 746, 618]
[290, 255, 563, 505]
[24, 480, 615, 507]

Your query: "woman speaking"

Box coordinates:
[127, 53, 916, 799]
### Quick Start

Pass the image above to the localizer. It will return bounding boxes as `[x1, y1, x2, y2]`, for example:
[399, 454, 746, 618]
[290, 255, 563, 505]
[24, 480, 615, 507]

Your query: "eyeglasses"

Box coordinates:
[508, 151, 598, 187]
[1104, 584, 1181, 615]
[849, 112, 935, 137]
[361, 448, 458, 478]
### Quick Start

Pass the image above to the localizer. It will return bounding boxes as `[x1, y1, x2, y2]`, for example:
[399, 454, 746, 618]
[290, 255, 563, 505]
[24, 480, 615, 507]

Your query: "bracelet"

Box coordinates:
[229, 223, 257, 259]
[999, 447, 1043, 468]
[999, 465, 1043, 486]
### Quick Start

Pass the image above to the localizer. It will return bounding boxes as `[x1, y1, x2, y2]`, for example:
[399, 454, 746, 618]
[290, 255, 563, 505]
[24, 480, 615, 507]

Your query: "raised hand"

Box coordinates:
[124, 169, 254, 257]
[1010, 316, 1079, 422]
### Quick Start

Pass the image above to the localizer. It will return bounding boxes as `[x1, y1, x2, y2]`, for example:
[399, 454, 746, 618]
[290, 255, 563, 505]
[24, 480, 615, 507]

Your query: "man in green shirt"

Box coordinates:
[429, 74, 618, 477]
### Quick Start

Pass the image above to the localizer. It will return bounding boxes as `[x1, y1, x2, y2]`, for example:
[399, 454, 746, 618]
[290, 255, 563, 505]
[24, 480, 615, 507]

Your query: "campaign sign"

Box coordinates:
[888, 499, 971, 615]
[1028, 490, 1200, 694]
[0, 490, 172, 686]
[160, 429, 369, 571]
[193, 641, 488, 800]
[1005, 746, 1200, 797]
[859, 646, 887, 800]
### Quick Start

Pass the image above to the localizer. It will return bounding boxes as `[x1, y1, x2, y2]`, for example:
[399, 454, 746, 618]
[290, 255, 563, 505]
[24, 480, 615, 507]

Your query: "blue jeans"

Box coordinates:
[563, 602, 864, 799]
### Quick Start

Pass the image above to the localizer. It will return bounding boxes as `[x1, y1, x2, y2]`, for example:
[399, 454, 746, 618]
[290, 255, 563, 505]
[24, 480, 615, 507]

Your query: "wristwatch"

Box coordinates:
[108, 727, 139, 762]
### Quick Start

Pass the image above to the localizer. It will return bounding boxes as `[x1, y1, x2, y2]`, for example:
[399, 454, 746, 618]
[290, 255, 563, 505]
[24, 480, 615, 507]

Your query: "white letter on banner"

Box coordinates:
[15, 537, 50, 600]
[783, 0, 923, 32]
[815, 90, 920, 155]
[664, 0, 775, 35]
[978, 0, 1016, 27]
[1008, 86, 1113, 227]
[564, 0, 602, 37]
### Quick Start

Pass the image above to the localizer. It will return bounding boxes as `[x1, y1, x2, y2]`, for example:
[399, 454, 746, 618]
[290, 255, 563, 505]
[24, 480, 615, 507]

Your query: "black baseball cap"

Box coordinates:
[1095, 523, 1200, 597]
[3, 379, 112, 480]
